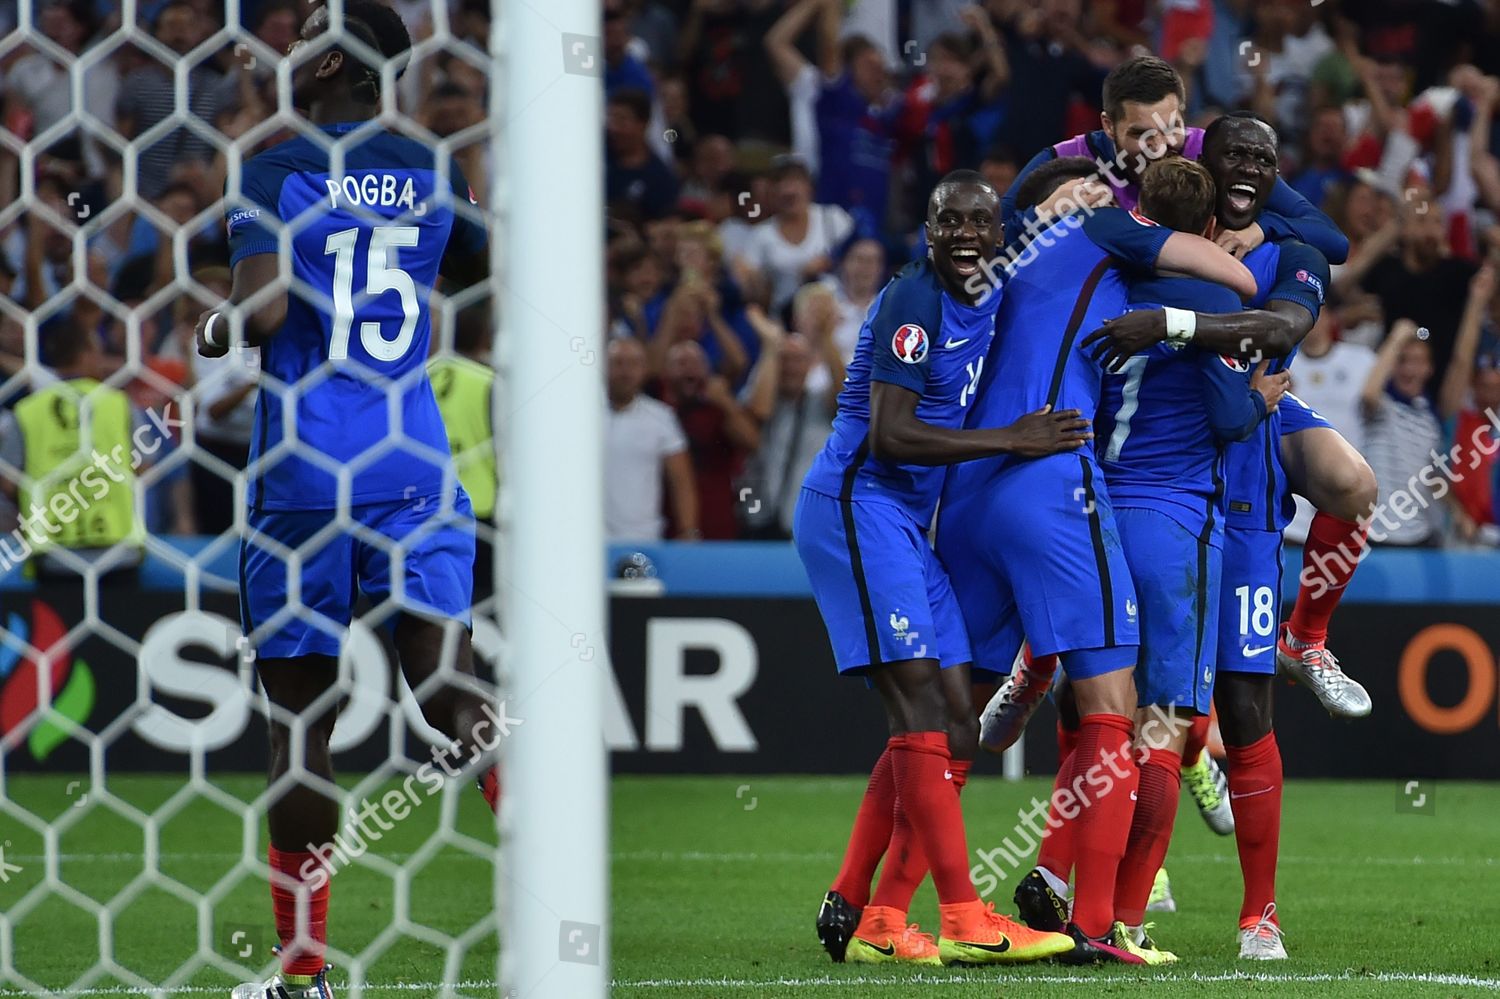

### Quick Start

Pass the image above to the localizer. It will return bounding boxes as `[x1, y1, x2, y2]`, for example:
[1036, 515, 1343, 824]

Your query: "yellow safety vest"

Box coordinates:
[427, 356, 498, 519]
[13, 377, 145, 556]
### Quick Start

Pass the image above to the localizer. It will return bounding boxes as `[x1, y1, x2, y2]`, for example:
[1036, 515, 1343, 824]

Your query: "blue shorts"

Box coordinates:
[937, 454, 1139, 679]
[241, 489, 476, 659]
[1217, 526, 1283, 675]
[1116, 507, 1220, 714]
[1279, 392, 1334, 435]
[793, 488, 970, 674]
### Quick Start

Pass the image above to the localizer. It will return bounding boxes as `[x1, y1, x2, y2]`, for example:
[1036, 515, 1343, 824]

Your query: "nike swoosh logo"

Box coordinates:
[1243, 645, 1274, 657]
[961, 938, 1012, 953]
[868, 941, 896, 956]
[1230, 787, 1275, 800]
[944, 337, 971, 348]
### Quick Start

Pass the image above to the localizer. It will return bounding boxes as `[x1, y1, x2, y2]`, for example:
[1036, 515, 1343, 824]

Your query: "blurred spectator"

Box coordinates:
[607, 88, 681, 221]
[646, 221, 755, 383]
[905, 13, 1010, 218]
[1438, 262, 1500, 545]
[1289, 309, 1378, 452]
[680, 134, 735, 204]
[677, 0, 786, 144]
[116, 0, 223, 200]
[6, 171, 109, 336]
[717, 170, 772, 263]
[734, 159, 853, 315]
[0, 322, 148, 580]
[1290, 105, 1353, 209]
[1346, 187, 1476, 383]
[824, 237, 885, 361]
[979, 144, 1022, 201]
[989, 0, 1109, 167]
[1285, 307, 1377, 541]
[737, 300, 843, 539]
[0, 0, 117, 180]
[765, 0, 901, 226]
[605, 336, 699, 541]
[604, 0, 655, 99]
[659, 339, 760, 540]
[1240, 0, 1332, 147]
[1361, 319, 1443, 547]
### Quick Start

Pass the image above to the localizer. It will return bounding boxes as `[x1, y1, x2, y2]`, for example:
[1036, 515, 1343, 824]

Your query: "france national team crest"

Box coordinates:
[1220, 354, 1251, 373]
[892, 324, 929, 364]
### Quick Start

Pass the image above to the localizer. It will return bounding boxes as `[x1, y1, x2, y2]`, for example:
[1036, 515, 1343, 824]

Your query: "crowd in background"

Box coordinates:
[604, 0, 1500, 549]
[0, 1, 1499, 553]
[0, 0, 491, 549]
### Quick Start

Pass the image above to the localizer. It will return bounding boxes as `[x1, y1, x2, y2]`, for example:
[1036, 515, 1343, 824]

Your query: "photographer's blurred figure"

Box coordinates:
[0, 323, 148, 584]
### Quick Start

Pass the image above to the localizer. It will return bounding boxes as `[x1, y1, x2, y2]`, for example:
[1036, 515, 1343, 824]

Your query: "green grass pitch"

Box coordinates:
[2, 773, 1498, 996]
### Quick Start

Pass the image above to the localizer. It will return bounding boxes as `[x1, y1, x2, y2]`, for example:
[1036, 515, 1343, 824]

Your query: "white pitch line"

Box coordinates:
[11, 850, 1496, 868]
[0, 983, 498, 997]
[611, 970, 1500, 990]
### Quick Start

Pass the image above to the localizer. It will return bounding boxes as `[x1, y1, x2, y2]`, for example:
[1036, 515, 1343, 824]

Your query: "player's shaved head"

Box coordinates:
[928, 169, 998, 220]
[1203, 112, 1279, 157]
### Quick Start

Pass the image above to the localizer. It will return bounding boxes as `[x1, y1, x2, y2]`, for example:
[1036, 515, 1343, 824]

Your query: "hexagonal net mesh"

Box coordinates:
[0, 2, 505, 996]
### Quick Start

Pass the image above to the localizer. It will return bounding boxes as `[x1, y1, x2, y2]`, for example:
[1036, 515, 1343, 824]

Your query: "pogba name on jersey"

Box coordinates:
[324, 172, 427, 214]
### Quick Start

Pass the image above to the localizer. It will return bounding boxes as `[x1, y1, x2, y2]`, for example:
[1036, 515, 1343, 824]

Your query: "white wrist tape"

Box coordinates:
[1163, 306, 1197, 346]
[204, 312, 225, 348]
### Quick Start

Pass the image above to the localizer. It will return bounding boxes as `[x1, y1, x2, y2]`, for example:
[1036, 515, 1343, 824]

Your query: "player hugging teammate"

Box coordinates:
[800, 55, 1374, 968]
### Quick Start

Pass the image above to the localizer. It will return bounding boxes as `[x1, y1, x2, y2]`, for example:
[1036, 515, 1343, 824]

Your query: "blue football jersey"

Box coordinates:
[225, 121, 488, 511]
[1223, 240, 1329, 531]
[1099, 276, 1266, 539]
[801, 258, 999, 523]
[946, 207, 1172, 497]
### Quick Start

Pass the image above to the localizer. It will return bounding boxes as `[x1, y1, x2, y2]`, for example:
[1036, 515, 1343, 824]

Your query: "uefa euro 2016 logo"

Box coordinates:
[892, 324, 929, 365]
[0, 599, 95, 762]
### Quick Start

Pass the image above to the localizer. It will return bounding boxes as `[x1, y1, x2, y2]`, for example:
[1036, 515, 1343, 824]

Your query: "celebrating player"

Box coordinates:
[1093, 158, 1288, 962]
[801, 170, 1086, 967]
[935, 156, 1255, 962]
[1086, 114, 1353, 959]
[1000, 56, 1349, 266]
[195, 6, 494, 997]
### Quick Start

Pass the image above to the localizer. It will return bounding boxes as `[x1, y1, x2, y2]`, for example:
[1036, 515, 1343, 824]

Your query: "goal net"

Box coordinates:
[0, 1, 607, 995]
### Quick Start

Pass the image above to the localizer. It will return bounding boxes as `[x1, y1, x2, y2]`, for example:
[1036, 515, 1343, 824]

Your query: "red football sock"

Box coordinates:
[889, 731, 976, 904]
[1065, 714, 1138, 938]
[1183, 714, 1210, 767]
[1226, 733, 1283, 925]
[871, 759, 970, 910]
[1289, 513, 1368, 646]
[829, 741, 898, 908]
[1036, 751, 1077, 881]
[269, 845, 330, 977]
[1113, 747, 1182, 927]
